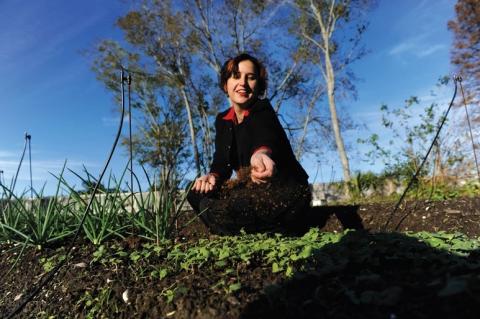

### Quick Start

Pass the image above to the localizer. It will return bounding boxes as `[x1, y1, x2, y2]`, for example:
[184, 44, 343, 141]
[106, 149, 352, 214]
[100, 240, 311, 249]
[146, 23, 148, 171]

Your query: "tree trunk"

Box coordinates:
[324, 49, 351, 183]
[176, 55, 202, 176]
[433, 142, 445, 183]
[180, 87, 201, 176]
[308, 0, 352, 184]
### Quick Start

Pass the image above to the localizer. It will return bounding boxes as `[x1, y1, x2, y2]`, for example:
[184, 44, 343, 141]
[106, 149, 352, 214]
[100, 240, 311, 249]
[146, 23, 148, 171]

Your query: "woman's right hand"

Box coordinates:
[250, 150, 275, 184]
[192, 174, 217, 193]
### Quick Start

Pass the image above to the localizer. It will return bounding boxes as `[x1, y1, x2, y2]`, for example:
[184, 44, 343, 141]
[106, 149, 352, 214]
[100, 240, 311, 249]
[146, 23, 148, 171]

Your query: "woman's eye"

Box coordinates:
[248, 76, 257, 80]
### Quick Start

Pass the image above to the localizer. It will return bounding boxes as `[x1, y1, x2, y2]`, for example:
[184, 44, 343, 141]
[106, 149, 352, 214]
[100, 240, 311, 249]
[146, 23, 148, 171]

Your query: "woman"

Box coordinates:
[187, 53, 311, 235]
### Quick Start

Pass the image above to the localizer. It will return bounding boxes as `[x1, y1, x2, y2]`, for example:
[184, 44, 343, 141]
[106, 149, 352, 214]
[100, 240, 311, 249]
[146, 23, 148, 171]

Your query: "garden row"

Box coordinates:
[1, 228, 480, 318]
[0, 165, 189, 250]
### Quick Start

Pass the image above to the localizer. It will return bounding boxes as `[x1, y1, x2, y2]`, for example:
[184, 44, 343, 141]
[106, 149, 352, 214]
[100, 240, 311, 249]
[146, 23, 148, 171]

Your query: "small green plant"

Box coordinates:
[0, 163, 76, 249]
[165, 228, 343, 277]
[92, 244, 107, 263]
[129, 165, 190, 245]
[150, 267, 169, 280]
[40, 254, 66, 272]
[160, 284, 188, 304]
[212, 277, 242, 294]
[408, 231, 480, 256]
[77, 287, 116, 318]
[0, 188, 26, 243]
[60, 166, 131, 246]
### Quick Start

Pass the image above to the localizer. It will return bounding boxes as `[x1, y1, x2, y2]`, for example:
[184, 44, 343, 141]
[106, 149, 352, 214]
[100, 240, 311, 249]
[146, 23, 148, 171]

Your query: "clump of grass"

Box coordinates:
[0, 162, 190, 249]
[60, 166, 131, 246]
[0, 162, 76, 250]
[129, 166, 190, 245]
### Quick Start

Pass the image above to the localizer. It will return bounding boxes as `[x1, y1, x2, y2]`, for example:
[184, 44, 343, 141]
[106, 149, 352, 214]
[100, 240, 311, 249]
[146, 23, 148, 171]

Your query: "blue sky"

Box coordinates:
[0, 0, 457, 194]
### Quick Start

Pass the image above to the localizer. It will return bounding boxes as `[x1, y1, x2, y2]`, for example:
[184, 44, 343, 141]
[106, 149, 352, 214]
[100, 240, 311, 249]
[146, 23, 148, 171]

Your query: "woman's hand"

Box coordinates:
[250, 150, 275, 184]
[193, 174, 217, 193]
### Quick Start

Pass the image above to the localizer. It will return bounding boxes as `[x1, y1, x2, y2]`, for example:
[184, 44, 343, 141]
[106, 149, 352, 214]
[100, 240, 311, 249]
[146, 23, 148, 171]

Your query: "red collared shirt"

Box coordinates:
[222, 106, 250, 125]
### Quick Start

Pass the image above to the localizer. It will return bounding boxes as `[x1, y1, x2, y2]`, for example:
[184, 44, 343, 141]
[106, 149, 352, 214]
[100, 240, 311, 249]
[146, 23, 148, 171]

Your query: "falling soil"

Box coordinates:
[1, 195, 480, 318]
[199, 167, 311, 235]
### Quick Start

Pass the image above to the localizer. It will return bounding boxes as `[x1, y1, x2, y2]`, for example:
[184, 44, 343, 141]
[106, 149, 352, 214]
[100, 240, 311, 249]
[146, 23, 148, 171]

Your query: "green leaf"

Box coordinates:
[272, 262, 282, 273]
[285, 265, 294, 277]
[299, 245, 312, 259]
[199, 247, 210, 258]
[117, 251, 128, 257]
[159, 268, 168, 280]
[218, 248, 230, 260]
[130, 251, 141, 263]
[228, 283, 241, 293]
[164, 289, 175, 303]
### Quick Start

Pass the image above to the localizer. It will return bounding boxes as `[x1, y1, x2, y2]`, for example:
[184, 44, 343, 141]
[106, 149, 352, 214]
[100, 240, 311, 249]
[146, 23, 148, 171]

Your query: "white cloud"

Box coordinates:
[387, 0, 453, 60]
[0, 150, 16, 158]
[391, 0, 453, 36]
[389, 40, 417, 56]
[389, 36, 446, 58]
[416, 44, 446, 58]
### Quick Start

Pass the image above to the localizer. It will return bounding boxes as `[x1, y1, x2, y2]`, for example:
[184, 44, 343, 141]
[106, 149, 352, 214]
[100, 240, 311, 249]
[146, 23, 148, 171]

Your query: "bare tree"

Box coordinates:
[291, 0, 374, 183]
[448, 0, 480, 107]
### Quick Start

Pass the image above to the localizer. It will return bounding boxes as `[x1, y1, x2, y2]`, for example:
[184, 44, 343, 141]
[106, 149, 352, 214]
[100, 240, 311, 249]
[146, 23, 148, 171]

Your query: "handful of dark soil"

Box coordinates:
[210, 167, 310, 228]
[221, 166, 255, 190]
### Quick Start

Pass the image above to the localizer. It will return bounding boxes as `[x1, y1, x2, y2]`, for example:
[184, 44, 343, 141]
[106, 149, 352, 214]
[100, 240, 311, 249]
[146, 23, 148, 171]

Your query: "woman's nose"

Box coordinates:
[241, 75, 248, 85]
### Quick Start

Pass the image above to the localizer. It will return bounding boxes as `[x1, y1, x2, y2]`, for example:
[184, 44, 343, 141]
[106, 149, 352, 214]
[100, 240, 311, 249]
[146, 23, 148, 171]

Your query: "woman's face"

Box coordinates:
[225, 59, 259, 109]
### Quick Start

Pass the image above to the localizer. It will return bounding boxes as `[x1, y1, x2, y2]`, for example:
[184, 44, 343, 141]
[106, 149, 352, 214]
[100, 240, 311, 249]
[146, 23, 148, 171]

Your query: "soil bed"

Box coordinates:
[1, 196, 480, 318]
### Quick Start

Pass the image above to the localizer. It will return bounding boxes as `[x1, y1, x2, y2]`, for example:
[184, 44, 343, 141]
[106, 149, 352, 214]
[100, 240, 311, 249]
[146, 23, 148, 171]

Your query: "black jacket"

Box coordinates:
[210, 98, 308, 184]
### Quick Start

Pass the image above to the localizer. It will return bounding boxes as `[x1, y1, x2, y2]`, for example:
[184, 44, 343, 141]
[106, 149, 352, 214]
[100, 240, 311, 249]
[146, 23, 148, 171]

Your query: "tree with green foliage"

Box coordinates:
[358, 80, 469, 183]
[117, 2, 203, 176]
[124, 87, 190, 186]
[88, 0, 312, 181]
[88, 37, 191, 186]
[291, 0, 375, 184]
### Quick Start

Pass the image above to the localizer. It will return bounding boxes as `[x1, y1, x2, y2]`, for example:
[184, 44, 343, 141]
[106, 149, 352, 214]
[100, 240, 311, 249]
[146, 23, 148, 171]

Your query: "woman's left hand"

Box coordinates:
[250, 150, 275, 184]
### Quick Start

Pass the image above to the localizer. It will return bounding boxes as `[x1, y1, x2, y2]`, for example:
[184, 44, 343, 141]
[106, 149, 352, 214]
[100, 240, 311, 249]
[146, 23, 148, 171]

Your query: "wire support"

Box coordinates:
[9, 133, 29, 193]
[382, 76, 459, 232]
[27, 134, 33, 198]
[127, 72, 134, 207]
[458, 77, 480, 181]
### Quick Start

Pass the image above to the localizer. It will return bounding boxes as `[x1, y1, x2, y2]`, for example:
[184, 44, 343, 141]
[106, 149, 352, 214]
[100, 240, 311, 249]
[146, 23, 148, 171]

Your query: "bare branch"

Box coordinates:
[296, 84, 325, 158]
[301, 30, 326, 52]
[269, 60, 298, 101]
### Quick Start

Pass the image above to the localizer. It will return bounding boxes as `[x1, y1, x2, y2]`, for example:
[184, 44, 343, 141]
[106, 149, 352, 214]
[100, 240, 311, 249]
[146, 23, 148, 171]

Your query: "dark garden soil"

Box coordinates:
[1, 196, 480, 318]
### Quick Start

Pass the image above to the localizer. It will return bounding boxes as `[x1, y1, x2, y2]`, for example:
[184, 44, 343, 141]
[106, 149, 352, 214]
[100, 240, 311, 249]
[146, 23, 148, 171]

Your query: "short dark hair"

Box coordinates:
[219, 53, 267, 96]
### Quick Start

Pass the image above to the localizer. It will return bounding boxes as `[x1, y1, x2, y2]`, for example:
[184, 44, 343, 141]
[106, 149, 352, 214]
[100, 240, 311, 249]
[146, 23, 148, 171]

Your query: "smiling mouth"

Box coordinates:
[236, 90, 249, 96]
